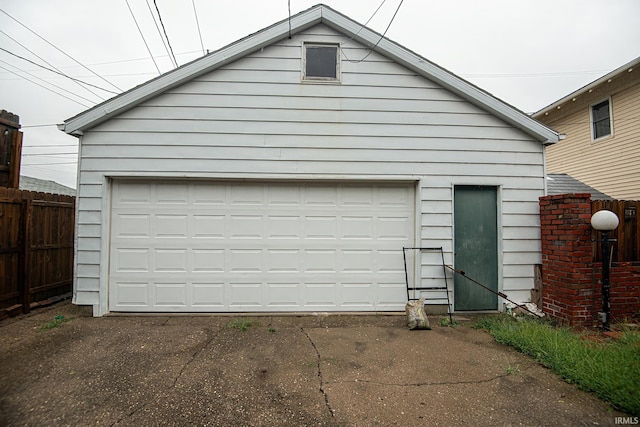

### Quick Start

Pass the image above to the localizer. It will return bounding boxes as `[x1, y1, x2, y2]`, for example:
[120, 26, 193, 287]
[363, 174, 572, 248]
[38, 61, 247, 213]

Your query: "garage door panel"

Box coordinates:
[342, 282, 374, 307]
[229, 249, 262, 272]
[192, 249, 225, 272]
[303, 282, 337, 307]
[191, 282, 225, 307]
[266, 216, 300, 239]
[303, 216, 337, 239]
[114, 282, 149, 306]
[154, 283, 187, 306]
[114, 214, 150, 238]
[230, 186, 264, 205]
[155, 215, 188, 238]
[266, 249, 300, 272]
[229, 283, 262, 307]
[378, 217, 412, 240]
[156, 183, 189, 204]
[192, 215, 225, 238]
[154, 249, 187, 272]
[114, 248, 149, 272]
[229, 215, 262, 239]
[266, 282, 299, 307]
[109, 180, 414, 312]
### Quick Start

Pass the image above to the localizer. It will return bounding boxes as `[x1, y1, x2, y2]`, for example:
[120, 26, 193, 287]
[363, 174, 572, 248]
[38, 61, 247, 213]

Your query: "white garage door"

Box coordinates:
[109, 180, 415, 312]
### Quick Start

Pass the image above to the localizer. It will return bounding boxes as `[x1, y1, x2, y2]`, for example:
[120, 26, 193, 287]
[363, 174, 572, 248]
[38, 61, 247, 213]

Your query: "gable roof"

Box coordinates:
[533, 56, 640, 118]
[546, 173, 612, 200]
[60, 4, 558, 144]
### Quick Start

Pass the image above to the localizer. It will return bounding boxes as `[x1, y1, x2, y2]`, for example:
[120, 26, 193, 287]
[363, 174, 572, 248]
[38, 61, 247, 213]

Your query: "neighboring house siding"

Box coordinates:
[543, 72, 640, 200]
[74, 24, 544, 311]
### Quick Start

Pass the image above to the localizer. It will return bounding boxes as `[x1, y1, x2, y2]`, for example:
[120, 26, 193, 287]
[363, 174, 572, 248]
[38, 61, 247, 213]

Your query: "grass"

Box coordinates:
[227, 318, 256, 332]
[40, 315, 71, 331]
[439, 316, 459, 327]
[476, 314, 640, 415]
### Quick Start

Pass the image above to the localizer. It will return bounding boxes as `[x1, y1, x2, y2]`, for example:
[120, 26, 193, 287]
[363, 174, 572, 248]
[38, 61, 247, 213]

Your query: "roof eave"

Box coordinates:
[61, 7, 324, 135]
[320, 7, 558, 143]
[533, 55, 640, 118]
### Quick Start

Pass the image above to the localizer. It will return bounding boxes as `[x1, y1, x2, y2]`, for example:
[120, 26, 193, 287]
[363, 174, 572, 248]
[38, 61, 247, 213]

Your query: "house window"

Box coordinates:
[303, 43, 339, 81]
[591, 99, 612, 140]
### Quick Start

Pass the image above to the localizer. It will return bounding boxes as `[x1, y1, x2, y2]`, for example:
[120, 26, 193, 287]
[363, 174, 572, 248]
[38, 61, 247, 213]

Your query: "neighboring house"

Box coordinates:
[534, 56, 640, 200]
[546, 173, 612, 200]
[19, 175, 76, 196]
[60, 4, 558, 316]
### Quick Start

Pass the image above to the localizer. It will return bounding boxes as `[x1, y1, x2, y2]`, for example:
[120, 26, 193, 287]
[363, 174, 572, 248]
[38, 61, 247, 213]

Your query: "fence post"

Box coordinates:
[20, 199, 33, 313]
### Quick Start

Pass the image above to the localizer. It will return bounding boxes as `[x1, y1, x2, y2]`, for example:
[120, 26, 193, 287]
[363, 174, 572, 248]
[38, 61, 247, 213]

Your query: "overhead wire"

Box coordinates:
[342, 0, 404, 64]
[0, 63, 90, 108]
[153, 0, 178, 67]
[0, 47, 119, 94]
[0, 7, 122, 92]
[192, 0, 205, 56]
[146, 0, 177, 68]
[0, 28, 107, 100]
[0, 49, 204, 78]
[0, 58, 96, 104]
[125, 0, 162, 75]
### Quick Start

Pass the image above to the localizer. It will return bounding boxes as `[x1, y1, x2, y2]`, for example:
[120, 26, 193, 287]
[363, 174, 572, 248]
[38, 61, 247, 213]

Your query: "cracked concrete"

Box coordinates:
[301, 327, 335, 420]
[0, 301, 629, 426]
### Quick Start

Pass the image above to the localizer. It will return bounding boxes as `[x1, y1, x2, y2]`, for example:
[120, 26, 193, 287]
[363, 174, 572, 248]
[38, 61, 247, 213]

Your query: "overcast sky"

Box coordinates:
[1, 0, 638, 188]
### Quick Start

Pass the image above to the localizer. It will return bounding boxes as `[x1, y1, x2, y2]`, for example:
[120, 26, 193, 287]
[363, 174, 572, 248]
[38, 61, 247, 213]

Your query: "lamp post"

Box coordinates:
[590, 210, 619, 331]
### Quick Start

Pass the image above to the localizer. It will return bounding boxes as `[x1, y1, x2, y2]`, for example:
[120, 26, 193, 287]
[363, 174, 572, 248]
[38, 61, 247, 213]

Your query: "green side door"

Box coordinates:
[453, 185, 498, 311]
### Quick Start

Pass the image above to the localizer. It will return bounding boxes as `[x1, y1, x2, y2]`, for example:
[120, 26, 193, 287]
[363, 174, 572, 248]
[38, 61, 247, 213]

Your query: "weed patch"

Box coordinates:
[476, 315, 640, 415]
[439, 317, 459, 327]
[228, 318, 256, 332]
[40, 315, 71, 331]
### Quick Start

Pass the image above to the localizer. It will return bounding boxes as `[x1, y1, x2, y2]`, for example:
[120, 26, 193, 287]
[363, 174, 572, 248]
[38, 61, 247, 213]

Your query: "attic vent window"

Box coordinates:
[303, 43, 340, 81]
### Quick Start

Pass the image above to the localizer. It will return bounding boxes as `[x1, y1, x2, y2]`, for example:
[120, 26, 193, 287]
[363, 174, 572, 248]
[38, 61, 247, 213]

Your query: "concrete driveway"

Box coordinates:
[0, 302, 625, 426]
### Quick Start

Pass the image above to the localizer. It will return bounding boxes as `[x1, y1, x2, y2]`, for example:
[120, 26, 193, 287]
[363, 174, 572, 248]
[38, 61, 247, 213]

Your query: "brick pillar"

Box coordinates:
[539, 194, 596, 327]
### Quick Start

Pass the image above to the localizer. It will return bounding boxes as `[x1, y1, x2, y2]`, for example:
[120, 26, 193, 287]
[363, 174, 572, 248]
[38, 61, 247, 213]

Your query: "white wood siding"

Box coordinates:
[75, 24, 544, 313]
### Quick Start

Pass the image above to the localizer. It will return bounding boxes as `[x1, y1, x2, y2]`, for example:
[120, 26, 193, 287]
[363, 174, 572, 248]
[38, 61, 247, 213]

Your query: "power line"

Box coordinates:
[0, 47, 119, 94]
[192, 0, 205, 56]
[146, 0, 177, 68]
[0, 7, 122, 92]
[0, 63, 90, 108]
[0, 28, 106, 100]
[153, 0, 178, 67]
[126, 0, 161, 75]
[0, 49, 202, 76]
[0, 57, 97, 104]
[342, 0, 404, 64]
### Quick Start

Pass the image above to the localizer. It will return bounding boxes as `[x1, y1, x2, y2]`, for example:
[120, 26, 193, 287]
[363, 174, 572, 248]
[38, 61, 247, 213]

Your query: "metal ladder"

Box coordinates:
[402, 247, 453, 323]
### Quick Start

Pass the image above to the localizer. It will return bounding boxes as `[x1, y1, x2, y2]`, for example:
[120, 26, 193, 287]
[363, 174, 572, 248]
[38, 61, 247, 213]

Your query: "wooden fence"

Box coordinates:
[0, 187, 75, 318]
[592, 199, 640, 262]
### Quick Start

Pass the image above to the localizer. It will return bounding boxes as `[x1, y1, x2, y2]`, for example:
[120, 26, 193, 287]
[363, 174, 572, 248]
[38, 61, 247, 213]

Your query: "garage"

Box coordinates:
[109, 180, 415, 312]
[62, 4, 558, 316]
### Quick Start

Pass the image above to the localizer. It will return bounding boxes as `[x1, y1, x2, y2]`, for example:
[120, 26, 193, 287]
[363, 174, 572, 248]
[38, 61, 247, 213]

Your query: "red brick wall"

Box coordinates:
[539, 194, 640, 327]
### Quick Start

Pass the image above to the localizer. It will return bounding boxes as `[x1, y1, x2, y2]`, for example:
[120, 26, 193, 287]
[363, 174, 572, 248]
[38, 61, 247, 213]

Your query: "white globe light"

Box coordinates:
[590, 210, 619, 231]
